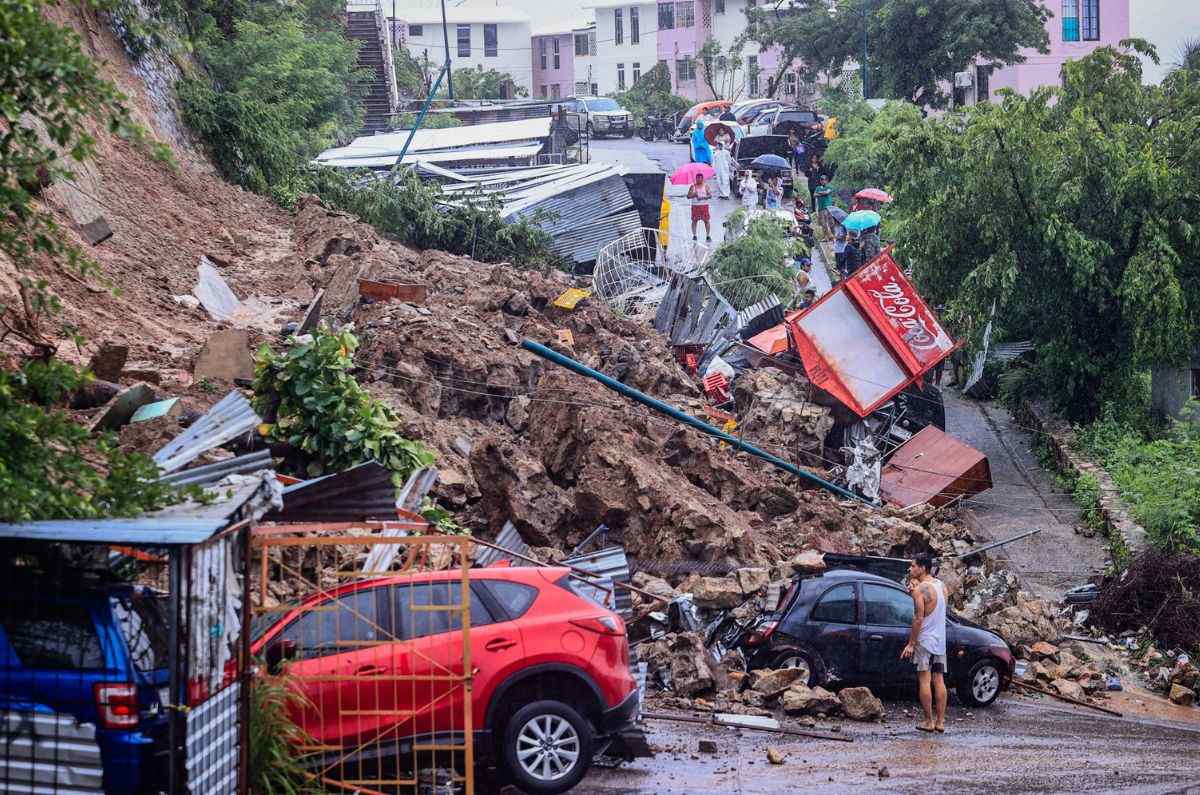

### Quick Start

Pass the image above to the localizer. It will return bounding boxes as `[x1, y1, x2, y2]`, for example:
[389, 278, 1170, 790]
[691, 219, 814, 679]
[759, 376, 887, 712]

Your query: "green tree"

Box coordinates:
[747, 0, 1050, 107]
[446, 65, 526, 99]
[611, 61, 690, 125]
[178, 0, 366, 201]
[821, 99, 921, 196]
[698, 37, 747, 101]
[882, 42, 1200, 420]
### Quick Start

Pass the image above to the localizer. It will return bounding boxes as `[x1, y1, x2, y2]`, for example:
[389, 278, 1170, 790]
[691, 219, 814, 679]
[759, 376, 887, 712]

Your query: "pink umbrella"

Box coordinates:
[854, 187, 894, 203]
[670, 162, 716, 186]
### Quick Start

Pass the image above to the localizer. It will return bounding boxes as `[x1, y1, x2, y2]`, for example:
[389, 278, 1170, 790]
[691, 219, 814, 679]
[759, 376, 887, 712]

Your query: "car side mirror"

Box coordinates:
[265, 638, 297, 674]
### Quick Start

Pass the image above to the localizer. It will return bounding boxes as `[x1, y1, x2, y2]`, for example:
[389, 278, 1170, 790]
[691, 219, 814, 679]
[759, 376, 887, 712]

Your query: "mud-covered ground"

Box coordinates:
[571, 692, 1200, 794]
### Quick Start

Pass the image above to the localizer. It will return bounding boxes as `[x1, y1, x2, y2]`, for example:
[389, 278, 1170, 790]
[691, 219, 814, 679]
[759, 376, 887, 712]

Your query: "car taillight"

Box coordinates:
[95, 683, 139, 730]
[744, 620, 778, 647]
[570, 615, 624, 635]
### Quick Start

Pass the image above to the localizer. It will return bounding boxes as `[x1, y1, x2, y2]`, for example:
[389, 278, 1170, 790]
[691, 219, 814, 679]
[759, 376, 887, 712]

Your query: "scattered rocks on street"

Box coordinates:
[838, 686, 885, 721]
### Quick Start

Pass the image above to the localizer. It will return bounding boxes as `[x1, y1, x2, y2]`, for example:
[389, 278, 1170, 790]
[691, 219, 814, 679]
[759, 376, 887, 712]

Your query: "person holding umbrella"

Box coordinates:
[739, 170, 759, 214]
[691, 119, 713, 166]
[688, 171, 713, 242]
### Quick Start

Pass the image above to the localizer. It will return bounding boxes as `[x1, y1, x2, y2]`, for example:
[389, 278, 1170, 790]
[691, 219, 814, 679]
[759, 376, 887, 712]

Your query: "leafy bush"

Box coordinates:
[708, 214, 802, 310]
[248, 674, 318, 795]
[303, 167, 562, 270]
[611, 62, 691, 125]
[252, 326, 434, 485]
[1092, 549, 1200, 650]
[178, 0, 366, 201]
[1076, 405, 1200, 555]
[0, 361, 192, 522]
[392, 111, 462, 129]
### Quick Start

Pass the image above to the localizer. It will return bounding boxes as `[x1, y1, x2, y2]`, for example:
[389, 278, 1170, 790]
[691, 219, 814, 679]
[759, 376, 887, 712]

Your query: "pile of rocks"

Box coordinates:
[1015, 641, 1109, 701]
[1136, 646, 1197, 707]
[955, 566, 1066, 648]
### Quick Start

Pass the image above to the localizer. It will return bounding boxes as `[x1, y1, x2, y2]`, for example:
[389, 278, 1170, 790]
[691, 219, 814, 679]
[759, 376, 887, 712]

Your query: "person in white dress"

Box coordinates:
[712, 141, 733, 199]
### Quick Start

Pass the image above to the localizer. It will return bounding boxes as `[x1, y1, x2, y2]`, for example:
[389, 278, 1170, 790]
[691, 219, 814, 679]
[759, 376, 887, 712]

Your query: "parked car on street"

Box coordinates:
[0, 583, 171, 795]
[742, 569, 1014, 707]
[732, 99, 784, 129]
[252, 565, 642, 795]
[731, 134, 796, 199]
[560, 96, 634, 138]
[672, 100, 733, 141]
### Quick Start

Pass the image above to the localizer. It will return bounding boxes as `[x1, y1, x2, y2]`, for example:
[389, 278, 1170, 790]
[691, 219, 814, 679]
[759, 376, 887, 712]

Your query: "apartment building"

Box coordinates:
[398, 3, 534, 95]
[582, 0, 659, 95]
[531, 27, 574, 99]
[572, 23, 600, 96]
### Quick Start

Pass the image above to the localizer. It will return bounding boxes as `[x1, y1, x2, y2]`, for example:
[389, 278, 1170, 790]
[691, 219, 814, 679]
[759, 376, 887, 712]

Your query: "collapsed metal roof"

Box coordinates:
[316, 117, 553, 165]
[153, 390, 260, 474]
[264, 460, 398, 523]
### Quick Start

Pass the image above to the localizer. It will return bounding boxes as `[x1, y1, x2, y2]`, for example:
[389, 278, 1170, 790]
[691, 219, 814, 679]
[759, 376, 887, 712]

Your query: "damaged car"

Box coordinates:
[742, 570, 1014, 707]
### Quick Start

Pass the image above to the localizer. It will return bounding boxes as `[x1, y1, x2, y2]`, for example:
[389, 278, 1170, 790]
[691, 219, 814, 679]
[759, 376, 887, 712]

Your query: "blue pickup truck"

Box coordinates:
[0, 583, 172, 794]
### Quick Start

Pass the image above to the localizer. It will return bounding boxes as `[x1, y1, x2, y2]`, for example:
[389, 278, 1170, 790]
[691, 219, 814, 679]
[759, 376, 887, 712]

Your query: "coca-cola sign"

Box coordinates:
[848, 252, 954, 370]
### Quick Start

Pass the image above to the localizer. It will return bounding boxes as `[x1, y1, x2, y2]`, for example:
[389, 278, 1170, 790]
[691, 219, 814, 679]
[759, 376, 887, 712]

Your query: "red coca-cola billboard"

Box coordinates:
[781, 249, 958, 418]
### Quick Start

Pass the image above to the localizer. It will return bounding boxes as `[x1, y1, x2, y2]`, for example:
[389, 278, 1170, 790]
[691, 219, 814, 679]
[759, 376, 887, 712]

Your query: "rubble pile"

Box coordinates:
[954, 565, 1065, 648]
[1015, 640, 1110, 699]
[1131, 646, 1197, 706]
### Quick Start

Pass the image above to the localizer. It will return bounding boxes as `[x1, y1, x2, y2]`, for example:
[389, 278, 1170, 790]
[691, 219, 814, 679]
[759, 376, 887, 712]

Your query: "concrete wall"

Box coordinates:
[532, 33, 575, 98]
[591, 3, 658, 94]
[1129, 0, 1200, 84]
[403, 20, 534, 94]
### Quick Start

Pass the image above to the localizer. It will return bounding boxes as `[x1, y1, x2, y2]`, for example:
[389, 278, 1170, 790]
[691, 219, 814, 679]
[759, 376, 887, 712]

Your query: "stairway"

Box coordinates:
[347, 11, 393, 135]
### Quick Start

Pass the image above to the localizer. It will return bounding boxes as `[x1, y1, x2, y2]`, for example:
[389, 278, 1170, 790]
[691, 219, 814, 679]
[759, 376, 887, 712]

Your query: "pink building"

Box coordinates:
[531, 29, 575, 99]
[961, 0, 1129, 104]
[656, 0, 709, 100]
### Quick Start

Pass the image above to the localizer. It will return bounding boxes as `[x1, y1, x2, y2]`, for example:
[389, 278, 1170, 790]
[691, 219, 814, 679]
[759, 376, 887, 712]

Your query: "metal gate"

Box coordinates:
[251, 528, 475, 794]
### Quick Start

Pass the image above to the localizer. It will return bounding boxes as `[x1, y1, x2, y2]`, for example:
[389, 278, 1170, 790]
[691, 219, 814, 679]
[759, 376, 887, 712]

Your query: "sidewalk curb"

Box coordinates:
[1014, 398, 1147, 556]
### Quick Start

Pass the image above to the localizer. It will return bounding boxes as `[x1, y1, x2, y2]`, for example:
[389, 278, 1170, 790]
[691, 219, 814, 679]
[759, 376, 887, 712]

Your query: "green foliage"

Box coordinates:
[747, 0, 1049, 106]
[878, 43, 1200, 421]
[0, 361, 193, 522]
[0, 0, 165, 349]
[611, 62, 690, 125]
[698, 37, 746, 101]
[395, 46, 434, 98]
[178, 0, 366, 199]
[252, 325, 435, 485]
[445, 65, 526, 99]
[821, 99, 920, 198]
[248, 674, 320, 795]
[1076, 405, 1200, 555]
[1071, 471, 1104, 530]
[710, 214, 799, 310]
[419, 498, 467, 535]
[303, 167, 561, 270]
[392, 111, 462, 129]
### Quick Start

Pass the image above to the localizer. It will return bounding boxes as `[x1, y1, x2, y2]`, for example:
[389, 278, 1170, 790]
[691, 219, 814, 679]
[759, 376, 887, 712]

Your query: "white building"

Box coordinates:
[398, 3, 534, 95]
[572, 23, 599, 96]
[582, 0, 659, 95]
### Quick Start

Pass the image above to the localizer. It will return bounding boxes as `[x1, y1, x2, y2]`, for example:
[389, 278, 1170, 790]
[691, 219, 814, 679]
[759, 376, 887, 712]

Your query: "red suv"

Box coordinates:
[251, 565, 641, 794]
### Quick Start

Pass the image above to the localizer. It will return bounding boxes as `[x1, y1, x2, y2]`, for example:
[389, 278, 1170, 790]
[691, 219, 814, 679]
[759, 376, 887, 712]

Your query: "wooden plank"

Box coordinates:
[357, 278, 430, 304]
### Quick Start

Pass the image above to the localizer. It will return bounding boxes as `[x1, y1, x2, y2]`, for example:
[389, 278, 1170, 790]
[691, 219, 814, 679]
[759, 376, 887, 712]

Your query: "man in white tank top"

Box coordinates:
[901, 553, 948, 733]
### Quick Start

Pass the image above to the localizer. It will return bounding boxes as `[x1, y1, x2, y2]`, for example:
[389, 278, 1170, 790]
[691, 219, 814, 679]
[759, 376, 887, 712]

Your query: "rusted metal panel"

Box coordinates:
[264, 460, 399, 523]
[880, 426, 992, 509]
[357, 278, 429, 304]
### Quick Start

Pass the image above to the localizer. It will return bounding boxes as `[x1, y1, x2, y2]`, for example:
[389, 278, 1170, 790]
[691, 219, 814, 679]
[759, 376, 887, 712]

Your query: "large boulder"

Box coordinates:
[781, 684, 841, 717]
[838, 686, 885, 721]
[1029, 641, 1060, 662]
[1051, 678, 1086, 702]
[732, 369, 833, 463]
[749, 668, 807, 699]
[1168, 684, 1195, 707]
[669, 633, 715, 697]
[734, 567, 771, 595]
[692, 577, 745, 609]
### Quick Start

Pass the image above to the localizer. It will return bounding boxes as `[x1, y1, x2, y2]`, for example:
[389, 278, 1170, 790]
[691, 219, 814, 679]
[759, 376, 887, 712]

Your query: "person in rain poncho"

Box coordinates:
[764, 174, 783, 209]
[712, 141, 733, 199]
[691, 119, 713, 165]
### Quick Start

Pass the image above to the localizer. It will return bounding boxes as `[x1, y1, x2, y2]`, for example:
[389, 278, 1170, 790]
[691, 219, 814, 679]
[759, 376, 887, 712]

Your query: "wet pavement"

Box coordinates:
[942, 389, 1106, 600]
[575, 694, 1200, 794]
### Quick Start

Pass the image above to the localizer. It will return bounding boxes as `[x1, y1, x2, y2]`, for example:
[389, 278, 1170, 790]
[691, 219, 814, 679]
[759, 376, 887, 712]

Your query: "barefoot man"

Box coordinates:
[901, 553, 948, 733]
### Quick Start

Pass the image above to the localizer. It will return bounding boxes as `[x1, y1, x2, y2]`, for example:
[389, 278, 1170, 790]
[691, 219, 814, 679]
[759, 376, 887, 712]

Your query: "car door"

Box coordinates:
[801, 582, 861, 685]
[564, 99, 583, 132]
[859, 582, 918, 687]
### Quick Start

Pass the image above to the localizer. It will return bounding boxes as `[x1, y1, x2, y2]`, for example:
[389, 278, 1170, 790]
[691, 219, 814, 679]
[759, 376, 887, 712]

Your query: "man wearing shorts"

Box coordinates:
[688, 172, 712, 242]
[901, 553, 948, 733]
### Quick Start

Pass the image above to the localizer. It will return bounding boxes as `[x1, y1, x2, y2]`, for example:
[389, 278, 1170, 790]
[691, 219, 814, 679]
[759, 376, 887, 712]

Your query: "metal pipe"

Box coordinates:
[955, 528, 1042, 559]
[440, 0, 453, 100]
[521, 339, 868, 503]
[642, 711, 854, 743]
[167, 550, 182, 795]
[395, 64, 448, 168]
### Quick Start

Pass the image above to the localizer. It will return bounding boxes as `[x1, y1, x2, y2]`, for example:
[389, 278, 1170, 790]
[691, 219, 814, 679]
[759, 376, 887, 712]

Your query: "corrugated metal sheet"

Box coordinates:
[0, 517, 229, 545]
[158, 449, 273, 486]
[563, 546, 632, 617]
[474, 521, 531, 567]
[0, 709, 104, 794]
[154, 391, 260, 474]
[653, 269, 740, 348]
[263, 460, 398, 523]
[317, 117, 552, 161]
[359, 467, 438, 574]
[880, 425, 992, 508]
[322, 143, 547, 171]
[186, 682, 240, 795]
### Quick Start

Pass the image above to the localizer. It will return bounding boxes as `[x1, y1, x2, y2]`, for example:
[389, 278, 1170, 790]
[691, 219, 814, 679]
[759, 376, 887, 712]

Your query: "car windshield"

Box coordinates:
[112, 592, 170, 673]
[586, 99, 620, 111]
[736, 136, 791, 160]
[779, 110, 818, 123]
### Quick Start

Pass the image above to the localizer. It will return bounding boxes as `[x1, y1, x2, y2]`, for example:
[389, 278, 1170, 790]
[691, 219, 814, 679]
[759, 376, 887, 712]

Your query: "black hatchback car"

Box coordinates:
[743, 570, 1014, 707]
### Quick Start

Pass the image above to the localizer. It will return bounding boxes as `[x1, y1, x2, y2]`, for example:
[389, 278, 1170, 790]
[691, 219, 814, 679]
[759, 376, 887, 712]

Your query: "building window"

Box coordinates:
[575, 32, 589, 55]
[539, 37, 547, 69]
[976, 65, 992, 103]
[457, 24, 471, 57]
[591, 81, 598, 94]
[1061, 0, 1080, 42]
[784, 72, 797, 95]
[632, 62, 641, 84]
[409, 24, 423, 37]
[631, 6, 640, 44]
[715, 0, 725, 12]
[575, 80, 589, 94]
[553, 37, 561, 69]
[540, 84, 548, 97]
[675, 1, 694, 28]
[617, 63, 626, 89]
[675, 56, 696, 82]
[484, 24, 497, 57]
[748, 55, 758, 95]
[1081, 0, 1099, 40]
[551, 83, 561, 98]
[615, 8, 624, 44]
[658, 2, 674, 31]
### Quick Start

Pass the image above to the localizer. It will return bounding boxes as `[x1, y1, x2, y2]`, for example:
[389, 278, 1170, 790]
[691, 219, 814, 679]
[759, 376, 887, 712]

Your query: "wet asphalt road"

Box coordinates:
[575, 695, 1200, 794]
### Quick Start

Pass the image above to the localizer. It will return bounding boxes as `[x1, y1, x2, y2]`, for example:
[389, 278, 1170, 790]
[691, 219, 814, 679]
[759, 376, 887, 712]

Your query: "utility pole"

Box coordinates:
[861, 6, 869, 99]
[441, 0, 454, 99]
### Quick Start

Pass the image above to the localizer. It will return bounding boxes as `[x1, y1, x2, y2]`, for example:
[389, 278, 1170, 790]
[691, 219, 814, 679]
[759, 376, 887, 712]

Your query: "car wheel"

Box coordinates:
[958, 659, 1003, 707]
[502, 700, 594, 795]
[770, 648, 820, 687]
[623, 128, 634, 138]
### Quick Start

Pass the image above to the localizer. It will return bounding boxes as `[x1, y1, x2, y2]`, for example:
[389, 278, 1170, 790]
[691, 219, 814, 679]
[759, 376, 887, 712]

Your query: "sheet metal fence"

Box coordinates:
[251, 530, 475, 794]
